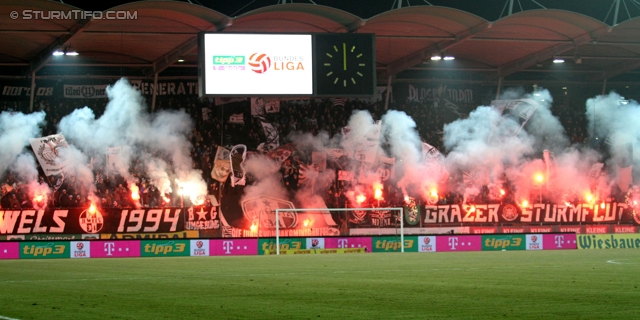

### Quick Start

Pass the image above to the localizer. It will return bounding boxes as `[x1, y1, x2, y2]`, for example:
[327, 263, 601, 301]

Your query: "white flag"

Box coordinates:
[229, 113, 244, 124]
[29, 134, 69, 176]
[259, 117, 279, 151]
[229, 144, 247, 187]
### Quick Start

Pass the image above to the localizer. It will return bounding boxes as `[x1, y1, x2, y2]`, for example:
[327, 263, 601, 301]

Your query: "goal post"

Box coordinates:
[274, 207, 404, 255]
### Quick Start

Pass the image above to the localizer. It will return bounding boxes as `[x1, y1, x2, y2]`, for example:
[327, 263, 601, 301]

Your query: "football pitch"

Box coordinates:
[1, 250, 639, 319]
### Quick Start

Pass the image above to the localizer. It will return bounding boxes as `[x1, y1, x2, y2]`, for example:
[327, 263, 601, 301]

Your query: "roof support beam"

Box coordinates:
[142, 19, 231, 77]
[142, 37, 198, 77]
[380, 22, 489, 79]
[345, 20, 365, 33]
[26, 18, 92, 76]
[587, 59, 640, 81]
[495, 26, 610, 78]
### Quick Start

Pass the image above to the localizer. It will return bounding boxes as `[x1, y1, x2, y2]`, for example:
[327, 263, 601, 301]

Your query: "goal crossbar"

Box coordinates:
[274, 207, 404, 255]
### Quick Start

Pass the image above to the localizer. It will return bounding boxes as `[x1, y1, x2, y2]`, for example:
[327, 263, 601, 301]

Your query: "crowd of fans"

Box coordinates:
[0, 90, 596, 210]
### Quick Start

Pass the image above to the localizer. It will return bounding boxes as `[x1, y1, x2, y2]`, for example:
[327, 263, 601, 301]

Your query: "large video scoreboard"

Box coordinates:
[199, 33, 376, 97]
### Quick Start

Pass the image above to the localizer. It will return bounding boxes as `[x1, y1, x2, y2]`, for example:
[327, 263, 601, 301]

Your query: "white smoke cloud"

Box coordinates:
[10, 153, 39, 183]
[57, 78, 207, 203]
[0, 111, 45, 177]
[586, 92, 640, 189]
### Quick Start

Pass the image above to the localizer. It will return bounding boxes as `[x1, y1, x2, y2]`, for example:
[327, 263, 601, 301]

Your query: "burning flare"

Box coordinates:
[373, 182, 383, 200]
[130, 184, 140, 201]
[585, 192, 594, 203]
[534, 173, 544, 184]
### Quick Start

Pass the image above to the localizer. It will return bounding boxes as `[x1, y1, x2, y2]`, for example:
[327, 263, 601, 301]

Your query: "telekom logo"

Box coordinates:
[554, 235, 565, 248]
[223, 241, 233, 254]
[448, 237, 459, 250]
[104, 243, 115, 256]
[337, 239, 348, 248]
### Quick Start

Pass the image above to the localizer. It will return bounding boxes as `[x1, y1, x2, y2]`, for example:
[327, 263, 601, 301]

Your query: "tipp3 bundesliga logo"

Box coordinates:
[214, 53, 306, 73]
[248, 53, 306, 74]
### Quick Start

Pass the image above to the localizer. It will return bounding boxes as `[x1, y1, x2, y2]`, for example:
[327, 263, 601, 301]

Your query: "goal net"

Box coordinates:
[261, 207, 405, 255]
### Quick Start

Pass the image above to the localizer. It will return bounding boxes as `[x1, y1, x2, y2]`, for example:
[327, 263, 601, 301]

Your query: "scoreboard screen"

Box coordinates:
[199, 33, 375, 97]
[200, 33, 313, 95]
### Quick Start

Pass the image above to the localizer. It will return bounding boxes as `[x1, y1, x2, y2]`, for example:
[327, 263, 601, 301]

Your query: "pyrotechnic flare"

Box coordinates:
[534, 173, 544, 184]
[374, 188, 383, 200]
[88, 203, 97, 214]
[130, 184, 140, 201]
[585, 193, 594, 203]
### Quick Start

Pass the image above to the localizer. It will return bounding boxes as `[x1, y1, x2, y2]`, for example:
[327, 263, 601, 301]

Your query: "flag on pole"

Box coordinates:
[229, 113, 244, 124]
[258, 116, 279, 151]
[29, 134, 69, 176]
[211, 146, 231, 183]
[229, 144, 247, 187]
[490, 99, 540, 136]
[338, 170, 355, 181]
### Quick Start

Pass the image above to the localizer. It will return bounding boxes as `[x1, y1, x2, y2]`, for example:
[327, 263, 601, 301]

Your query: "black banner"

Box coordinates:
[3, 202, 638, 236]
[0, 207, 219, 236]
[393, 83, 486, 123]
[422, 203, 639, 225]
[0, 79, 199, 101]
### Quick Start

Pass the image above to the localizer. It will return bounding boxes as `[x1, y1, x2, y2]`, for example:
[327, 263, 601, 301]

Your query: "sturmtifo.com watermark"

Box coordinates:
[10, 10, 138, 20]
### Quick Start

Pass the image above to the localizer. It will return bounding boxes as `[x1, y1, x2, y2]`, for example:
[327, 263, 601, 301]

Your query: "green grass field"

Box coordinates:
[1, 250, 639, 319]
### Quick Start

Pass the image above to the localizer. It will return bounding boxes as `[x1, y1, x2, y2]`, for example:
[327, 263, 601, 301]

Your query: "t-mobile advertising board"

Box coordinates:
[325, 237, 372, 251]
[436, 235, 482, 252]
[0, 242, 20, 259]
[90, 240, 141, 258]
[210, 239, 258, 256]
[543, 233, 577, 250]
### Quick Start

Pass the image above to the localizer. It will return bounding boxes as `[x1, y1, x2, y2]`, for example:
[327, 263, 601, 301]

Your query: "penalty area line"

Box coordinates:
[0, 315, 20, 320]
[606, 259, 638, 265]
[2, 277, 168, 283]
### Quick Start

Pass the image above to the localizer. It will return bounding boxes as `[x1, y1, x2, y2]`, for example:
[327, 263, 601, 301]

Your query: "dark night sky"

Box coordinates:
[60, 0, 633, 23]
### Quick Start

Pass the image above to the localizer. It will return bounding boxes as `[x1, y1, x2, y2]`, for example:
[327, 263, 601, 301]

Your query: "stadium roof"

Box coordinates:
[1, 0, 640, 87]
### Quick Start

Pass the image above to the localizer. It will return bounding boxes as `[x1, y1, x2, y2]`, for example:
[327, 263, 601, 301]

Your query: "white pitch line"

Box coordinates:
[606, 260, 621, 264]
[0, 315, 21, 320]
[1, 277, 167, 283]
[0, 265, 597, 284]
